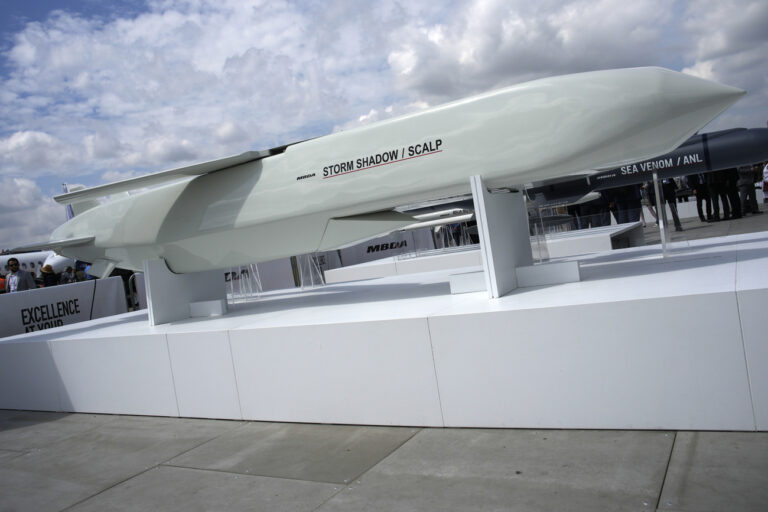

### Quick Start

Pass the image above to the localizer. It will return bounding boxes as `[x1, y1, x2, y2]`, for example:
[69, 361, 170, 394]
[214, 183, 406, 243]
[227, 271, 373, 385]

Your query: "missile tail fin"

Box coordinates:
[61, 184, 100, 217]
[71, 199, 101, 217]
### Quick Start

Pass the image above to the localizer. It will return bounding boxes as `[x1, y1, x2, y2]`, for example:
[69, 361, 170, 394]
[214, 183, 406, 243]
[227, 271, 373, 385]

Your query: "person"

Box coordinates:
[642, 182, 658, 225]
[4, 257, 36, 293]
[707, 169, 731, 221]
[624, 184, 643, 222]
[764, 161, 768, 204]
[662, 178, 683, 231]
[606, 185, 642, 224]
[738, 165, 760, 215]
[725, 167, 742, 219]
[59, 266, 76, 284]
[40, 264, 58, 287]
[579, 196, 608, 228]
[687, 173, 712, 222]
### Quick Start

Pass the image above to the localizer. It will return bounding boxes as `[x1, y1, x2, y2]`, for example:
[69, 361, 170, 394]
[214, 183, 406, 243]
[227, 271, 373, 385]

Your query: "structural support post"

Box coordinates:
[470, 175, 532, 298]
[143, 259, 227, 326]
[652, 170, 669, 256]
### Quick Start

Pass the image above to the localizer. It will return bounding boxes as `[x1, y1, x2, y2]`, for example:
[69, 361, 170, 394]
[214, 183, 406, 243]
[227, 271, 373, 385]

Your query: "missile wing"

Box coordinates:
[18, 67, 744, 275]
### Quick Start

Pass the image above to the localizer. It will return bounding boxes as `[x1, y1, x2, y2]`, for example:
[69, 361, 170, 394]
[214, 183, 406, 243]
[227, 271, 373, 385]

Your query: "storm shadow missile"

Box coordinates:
[17, 67, 743, 276]
[528, 127, 768, 204]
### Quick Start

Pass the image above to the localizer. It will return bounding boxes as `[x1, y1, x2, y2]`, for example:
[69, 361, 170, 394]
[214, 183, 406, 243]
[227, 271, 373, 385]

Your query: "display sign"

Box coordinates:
[0, 277, 127, 338]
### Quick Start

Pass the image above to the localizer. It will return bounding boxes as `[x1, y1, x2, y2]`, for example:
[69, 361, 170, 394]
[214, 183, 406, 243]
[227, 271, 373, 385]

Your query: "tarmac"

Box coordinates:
[2, 202, 768, 512]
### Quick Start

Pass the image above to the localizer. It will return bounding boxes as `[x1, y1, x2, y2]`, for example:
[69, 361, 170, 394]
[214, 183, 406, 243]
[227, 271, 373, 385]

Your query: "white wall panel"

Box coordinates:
[736, 288, 768, 429]
[230, 318, 443, 426]
[50, 334, 178, 416]
[167, 331, 242, 420]
[429, 293, 755, 430]
[0, 340, 62, 411]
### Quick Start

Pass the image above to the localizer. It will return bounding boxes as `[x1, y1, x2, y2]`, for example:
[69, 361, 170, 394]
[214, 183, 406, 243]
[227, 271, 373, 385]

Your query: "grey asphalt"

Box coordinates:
[2, 203, 768, 512]
[1, 411, 767, 511]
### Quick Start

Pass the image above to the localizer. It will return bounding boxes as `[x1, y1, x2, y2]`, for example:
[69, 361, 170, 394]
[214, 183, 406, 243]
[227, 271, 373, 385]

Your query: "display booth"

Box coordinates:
[1, 178, 767, 431]
[0, 277, 127, 338]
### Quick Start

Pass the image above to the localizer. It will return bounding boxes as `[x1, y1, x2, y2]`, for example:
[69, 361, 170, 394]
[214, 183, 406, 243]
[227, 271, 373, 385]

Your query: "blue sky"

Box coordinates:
[1, 0, 767, 249]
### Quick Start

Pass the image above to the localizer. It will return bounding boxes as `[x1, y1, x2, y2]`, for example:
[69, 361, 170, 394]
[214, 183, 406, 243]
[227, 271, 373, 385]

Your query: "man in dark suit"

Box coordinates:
[687, 173, 712, 222]
[662, 178, 683, 231]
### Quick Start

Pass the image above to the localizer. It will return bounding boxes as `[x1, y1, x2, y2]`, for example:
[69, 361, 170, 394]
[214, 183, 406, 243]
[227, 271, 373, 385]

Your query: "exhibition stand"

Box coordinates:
[1, 228, 767, 430]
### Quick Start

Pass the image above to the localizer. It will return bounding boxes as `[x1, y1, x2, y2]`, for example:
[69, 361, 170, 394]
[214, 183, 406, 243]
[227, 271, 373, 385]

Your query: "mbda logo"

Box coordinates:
[367, 240, 407, 253]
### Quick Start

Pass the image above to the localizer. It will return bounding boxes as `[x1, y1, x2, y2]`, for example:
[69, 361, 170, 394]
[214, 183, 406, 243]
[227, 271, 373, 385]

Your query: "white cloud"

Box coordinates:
[0, 131, 80, 173]
[333, 101, 431, 132]
[83, 132, 124, 160]
[387, 0, 675, 102]
[0, 178, 65, 250]
[1, 0, 767, 248]
[680, 0, 768, 129]
[145, 134, 198, 162]
[0, 0, 402, 178]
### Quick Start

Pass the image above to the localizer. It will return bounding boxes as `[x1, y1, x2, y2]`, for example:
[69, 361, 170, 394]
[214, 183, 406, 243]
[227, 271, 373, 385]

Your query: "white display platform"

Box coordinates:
[540, 221, 644, 257]
[326, 222, 643, 284]
[2, 231, 768, 431]
[325, 247, 482, 284]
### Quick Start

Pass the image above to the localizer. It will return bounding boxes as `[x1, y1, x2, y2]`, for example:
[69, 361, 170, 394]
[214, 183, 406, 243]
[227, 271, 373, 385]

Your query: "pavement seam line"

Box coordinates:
[307, 426, 425, 512]
[310, 483, 356, 512]
[161, 462, 349, 485]
[157, 420, 250, 466]
[58, 465, 161, 512]
[307, 432, 425, 512]
[654, 431, 677, 511]
[57, 421, 249, 511]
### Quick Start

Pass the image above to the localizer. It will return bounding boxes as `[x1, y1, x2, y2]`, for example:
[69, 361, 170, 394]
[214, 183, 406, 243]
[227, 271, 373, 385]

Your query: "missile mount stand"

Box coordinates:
[143, 259, 227, 326]
[449, 175, 580, 297]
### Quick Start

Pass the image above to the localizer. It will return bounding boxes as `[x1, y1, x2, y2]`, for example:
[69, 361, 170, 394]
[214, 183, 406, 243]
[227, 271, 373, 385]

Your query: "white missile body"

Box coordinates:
[33, 67, 742, 275]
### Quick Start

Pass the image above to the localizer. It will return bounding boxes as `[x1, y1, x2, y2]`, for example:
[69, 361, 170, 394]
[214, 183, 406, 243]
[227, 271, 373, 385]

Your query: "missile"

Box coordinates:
[18, 67, 743, 276]
[528, 127, 768, 204]
[592, 127, 768, 190]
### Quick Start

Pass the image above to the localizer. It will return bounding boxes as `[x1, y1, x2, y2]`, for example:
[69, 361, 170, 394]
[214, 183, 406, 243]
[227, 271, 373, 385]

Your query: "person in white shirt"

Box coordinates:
[763, 162, 768, 204]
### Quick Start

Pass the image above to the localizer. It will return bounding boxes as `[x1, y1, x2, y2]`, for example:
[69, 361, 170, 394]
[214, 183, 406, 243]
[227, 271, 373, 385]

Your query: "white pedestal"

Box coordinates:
[143, 259, 227, 326]
[471, 176, 532, 298]
[516, 261, 581, 287]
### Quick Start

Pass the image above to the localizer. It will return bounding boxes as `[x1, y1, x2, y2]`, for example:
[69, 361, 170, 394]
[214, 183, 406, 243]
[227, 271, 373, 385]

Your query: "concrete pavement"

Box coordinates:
[1, 410, 767, 511]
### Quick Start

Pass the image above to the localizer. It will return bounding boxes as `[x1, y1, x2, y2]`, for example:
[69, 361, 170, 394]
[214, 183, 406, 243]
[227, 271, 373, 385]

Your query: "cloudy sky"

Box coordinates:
[1, 0, 767, 249]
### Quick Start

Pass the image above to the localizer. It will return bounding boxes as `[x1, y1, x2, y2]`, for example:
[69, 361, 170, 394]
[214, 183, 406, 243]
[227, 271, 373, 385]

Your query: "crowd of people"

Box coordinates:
[2, 259, 79, 293]
[687, 164, 765, 222]
[571, 162, 767, 230]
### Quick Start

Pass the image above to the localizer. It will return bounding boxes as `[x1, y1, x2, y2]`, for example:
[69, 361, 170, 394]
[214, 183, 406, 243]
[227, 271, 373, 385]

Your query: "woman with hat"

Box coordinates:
[40, 264, 58, 287]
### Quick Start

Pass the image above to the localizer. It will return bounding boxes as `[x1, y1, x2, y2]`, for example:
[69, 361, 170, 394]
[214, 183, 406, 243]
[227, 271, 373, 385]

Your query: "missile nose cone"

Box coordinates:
[623, 67, 747, 152]
[657, 67, 745, 110]
[682, 71, 744, 100]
